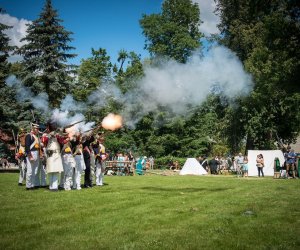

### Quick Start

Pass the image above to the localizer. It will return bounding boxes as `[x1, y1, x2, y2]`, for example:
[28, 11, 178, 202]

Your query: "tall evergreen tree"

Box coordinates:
[140, 0, 203, 63]
[0, 9, 21, 157]
[0, 8, 18, 130]
[16, 0, 77, 107]
[0, 9, 14, 87]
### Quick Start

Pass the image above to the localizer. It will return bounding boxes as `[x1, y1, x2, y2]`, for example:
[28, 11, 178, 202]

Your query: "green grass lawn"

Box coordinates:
[0, 173, 300, 250]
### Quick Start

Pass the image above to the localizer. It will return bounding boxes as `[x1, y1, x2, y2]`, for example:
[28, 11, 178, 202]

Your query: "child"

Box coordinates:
[242, 156, 248, 177]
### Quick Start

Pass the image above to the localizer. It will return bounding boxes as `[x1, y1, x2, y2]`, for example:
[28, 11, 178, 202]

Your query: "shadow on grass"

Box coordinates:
[141, 186, 233, 193]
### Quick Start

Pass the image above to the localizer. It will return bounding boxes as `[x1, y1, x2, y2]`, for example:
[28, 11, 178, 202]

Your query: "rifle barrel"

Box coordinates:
[64, 120, 85, 129]
[11, 130, 17, 153]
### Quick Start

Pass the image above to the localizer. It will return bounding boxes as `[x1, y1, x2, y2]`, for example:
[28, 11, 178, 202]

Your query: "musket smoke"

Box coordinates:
[5, 75, 49, 113]
[89, 46, 253, 128]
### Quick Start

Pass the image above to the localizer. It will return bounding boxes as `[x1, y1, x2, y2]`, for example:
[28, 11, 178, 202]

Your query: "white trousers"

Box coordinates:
[72, 155, 85, 190]
[62, 154, 75, 191]
[48, 172, 59, 190]
[95, 162, 105, 186]
[90, 153, 96, 185]
[26, 151, 39, 188]
[59, 172, 64, 188]
[18, 160, 26, 184]
[34, 163, 47, 187]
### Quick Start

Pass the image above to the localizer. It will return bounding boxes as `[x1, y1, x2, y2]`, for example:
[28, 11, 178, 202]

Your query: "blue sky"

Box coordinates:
[0, 0, 219, 65]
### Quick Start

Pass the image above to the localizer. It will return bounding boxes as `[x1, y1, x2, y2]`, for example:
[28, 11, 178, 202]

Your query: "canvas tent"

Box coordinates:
[247, 150, 285, 177]
[179, 158, 208, 175]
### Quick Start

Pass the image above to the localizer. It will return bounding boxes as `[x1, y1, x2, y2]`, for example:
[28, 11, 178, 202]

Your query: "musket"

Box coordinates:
[31, 109, 36, 122]
[63, 120, 85, 129]
[82, 124, 102, 134]
[11, 129, 17, 154]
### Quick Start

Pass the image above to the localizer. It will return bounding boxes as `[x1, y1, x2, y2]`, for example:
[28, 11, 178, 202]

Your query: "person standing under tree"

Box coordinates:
[149, 156, 154, 170]
[286, 149, 297, 178]
[242, 156, 249, 178]
[235, 153, 244, 177]
[256, 154, 264, 177]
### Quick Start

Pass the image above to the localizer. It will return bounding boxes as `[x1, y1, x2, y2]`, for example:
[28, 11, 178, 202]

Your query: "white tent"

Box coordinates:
[247, 150, 285, 177]
[179, 158, 208, 175]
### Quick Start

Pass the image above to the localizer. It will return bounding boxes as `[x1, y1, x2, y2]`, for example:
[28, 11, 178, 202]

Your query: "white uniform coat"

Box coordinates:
[46, 136, 64, 173]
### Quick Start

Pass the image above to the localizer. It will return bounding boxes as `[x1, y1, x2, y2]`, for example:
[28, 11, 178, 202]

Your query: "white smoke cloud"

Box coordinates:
[5, 75, 49, 113]
[192, 0, 220, 35]
[5, 75, 94, 132]
[60, 94, 86, 112]
[88, 82, 122, 107]
[50, 108, 94, 131]
[6, 46, 252, 132]
[0, 13, 31, 62]
[90, 46, 252, 128]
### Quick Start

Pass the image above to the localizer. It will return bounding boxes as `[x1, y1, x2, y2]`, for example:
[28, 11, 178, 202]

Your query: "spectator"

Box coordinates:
[145, 159, 151, 170]
[256, 154, 264, 177]
[235, 153, 244, 177]
[200, 156, 208, 173]
[174, 160, 180, 170]
[149, 156, 154, 170]
[209, 156, 219, 175]
[242, 156, 248, 178]
[286, 149, 297, 178]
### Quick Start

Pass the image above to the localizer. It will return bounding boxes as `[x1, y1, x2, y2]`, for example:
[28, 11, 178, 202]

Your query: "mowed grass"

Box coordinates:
[0, 173, 300, 250]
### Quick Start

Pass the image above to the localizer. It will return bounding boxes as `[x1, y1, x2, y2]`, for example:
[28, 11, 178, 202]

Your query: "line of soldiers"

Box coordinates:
[15, 123, 108, 191]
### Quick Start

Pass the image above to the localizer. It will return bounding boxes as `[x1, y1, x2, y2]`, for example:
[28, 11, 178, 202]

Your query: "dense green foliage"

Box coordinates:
[216, 0, 300, 149]
[1, 0, 299, 159]
[114, 50, 144, 93]
[75, 48, 113, 102]
[16, 0, 77, 107]
[0, 10, 16, 130]
[140, 0, 203, 63]
[1, 173, 300, 249]
[0, 10, 16, 157]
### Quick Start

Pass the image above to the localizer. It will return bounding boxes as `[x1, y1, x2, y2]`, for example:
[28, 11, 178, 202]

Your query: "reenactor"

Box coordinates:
[25, 123, 41, 190]
[16, 128, 27, 186]
[82, 135, 94, 188]
[61, 136, 75, 191]
[72, 138, 85, 190]
[35, 131, 47, 188]
[43, 131, 64, 191]
[95, 135, 108, 185]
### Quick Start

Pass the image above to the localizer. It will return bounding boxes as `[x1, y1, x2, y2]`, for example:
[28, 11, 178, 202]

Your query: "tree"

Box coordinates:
[0, 9, 33, 157]
[140, 0, 203, 63]
[114, 51, 144, 93]
[215, 0, 300, 149]
[16, 0, 77, 107]
[0, 9, 18, 130]
[116, 49, 128, 74]
[0, 9, 14, 87]
[75, 48, 113, 102]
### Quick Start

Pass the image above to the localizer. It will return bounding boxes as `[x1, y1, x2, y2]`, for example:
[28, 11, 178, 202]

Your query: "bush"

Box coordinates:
[154, 156, 186, 169]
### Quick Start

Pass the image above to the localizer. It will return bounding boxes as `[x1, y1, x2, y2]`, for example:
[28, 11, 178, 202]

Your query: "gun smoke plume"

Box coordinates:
[89, 46, 253, 128]
[5, 76, 94, 132]
[6, 75, 50, 113]
[6, 46, 253, 130]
